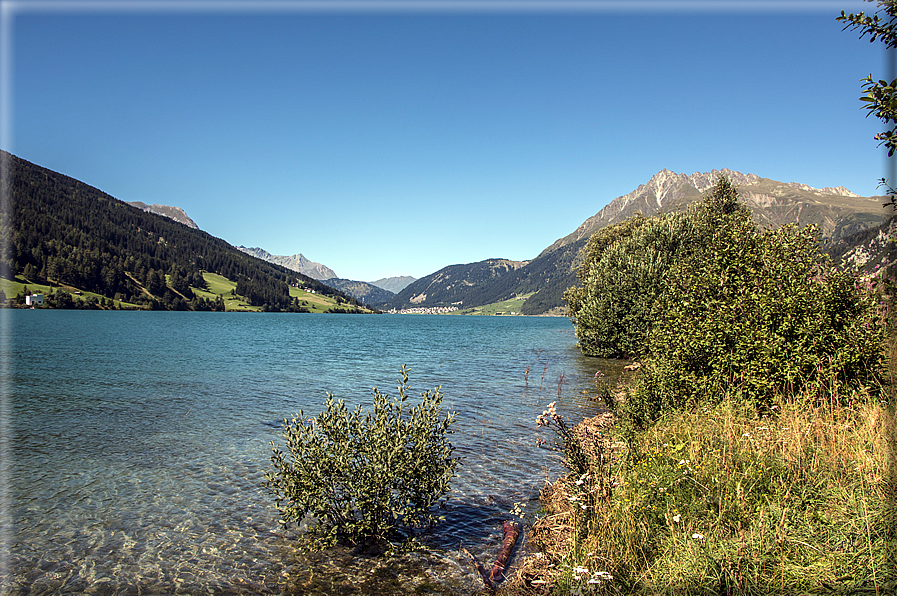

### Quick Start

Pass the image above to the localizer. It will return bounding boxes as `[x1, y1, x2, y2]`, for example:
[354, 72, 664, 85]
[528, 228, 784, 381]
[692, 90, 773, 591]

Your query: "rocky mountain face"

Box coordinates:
[382, 169, 891, 315]
[237, 247, 336, 280]
[237, 249, 417, 301]
[543, 168, 881, 256]
[126, 201, 198, 229]
[370, 276, 417, 294]
[827, 213, 897, 271]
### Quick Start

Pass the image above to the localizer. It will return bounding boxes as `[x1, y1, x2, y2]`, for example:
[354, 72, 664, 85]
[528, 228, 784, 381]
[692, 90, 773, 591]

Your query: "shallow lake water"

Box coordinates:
[2, 311, 622, 594]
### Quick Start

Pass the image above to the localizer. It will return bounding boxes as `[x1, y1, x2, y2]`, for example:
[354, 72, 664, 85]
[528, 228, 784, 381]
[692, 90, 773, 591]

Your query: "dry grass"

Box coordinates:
[501, 380, 896, 595]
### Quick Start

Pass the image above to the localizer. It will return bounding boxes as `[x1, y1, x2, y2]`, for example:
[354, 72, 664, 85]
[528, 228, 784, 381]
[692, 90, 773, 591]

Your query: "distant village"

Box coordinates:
[385, 306, 459, 315]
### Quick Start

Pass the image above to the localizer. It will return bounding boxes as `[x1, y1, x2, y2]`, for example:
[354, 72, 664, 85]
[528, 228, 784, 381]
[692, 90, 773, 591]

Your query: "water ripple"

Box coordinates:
[4, 311, 619, 594]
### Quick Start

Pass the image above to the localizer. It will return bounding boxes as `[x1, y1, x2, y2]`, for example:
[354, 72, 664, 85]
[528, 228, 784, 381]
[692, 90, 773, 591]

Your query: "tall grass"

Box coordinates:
[508, 265, 897, 595]
[515, 381, 896, 595]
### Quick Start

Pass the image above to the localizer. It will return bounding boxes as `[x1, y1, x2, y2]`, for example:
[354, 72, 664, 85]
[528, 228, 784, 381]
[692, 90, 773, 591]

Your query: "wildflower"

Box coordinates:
[573, 566, 590, 575]
[673, 514, 681, 523]
[692, 533, 705, 540]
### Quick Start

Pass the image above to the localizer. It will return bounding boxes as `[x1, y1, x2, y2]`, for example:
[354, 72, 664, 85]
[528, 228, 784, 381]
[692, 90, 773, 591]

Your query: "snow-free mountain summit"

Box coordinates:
[380, 168, 891, 315]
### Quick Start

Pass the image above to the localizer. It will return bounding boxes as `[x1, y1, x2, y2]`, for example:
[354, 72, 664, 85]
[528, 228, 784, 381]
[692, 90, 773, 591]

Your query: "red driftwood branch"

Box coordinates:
[489, 520, 521, 584]
[464, 520, 521, 590]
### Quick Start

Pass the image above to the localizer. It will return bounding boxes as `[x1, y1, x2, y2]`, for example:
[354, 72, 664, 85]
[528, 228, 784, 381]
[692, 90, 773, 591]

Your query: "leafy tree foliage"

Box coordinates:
[567, 212, 694, 358]
[625, 188, 884, 428]
[839, 1, 897, 157]
[568, 176, 885, 427]
[564, 213, 647, 324]
[566, 177, 768, 359]
[266, 367, 458, 554]
[839, 0, 897, 211]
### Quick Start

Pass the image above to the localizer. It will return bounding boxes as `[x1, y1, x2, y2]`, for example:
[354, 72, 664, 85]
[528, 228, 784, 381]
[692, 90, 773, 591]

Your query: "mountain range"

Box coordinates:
[236, 168, 890, 314]
[7, 152, 892, 315]
[234, 248, 417, 301]
[319, 278, 396, 305]
[379, 168, 893, 315]
[237, 246, 337, 280]
[369, 276, 417, 294]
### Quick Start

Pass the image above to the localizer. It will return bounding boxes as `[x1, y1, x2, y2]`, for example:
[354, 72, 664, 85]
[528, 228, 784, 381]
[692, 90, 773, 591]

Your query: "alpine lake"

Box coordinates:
[3, 310, 623, 595]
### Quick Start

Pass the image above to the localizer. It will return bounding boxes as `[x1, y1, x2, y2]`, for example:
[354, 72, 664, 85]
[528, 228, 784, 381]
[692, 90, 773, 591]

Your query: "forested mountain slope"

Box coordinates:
[0, 151, 360, 311]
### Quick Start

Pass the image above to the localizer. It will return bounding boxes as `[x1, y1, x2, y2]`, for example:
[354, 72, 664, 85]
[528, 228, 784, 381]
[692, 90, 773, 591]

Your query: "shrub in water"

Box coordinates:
[265, 366, 458, 553]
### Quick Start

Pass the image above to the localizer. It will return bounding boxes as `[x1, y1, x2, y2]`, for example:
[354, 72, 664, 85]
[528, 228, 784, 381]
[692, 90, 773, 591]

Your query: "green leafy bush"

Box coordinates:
[567, 212, 696, 358]
[565, 213, 646, 335]
[265, 366, 458, 553]
[626, 185, 885, 428]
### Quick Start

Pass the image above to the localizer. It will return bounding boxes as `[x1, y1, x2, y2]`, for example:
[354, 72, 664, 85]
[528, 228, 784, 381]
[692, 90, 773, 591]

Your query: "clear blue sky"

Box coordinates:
[2, 0, 889, 281]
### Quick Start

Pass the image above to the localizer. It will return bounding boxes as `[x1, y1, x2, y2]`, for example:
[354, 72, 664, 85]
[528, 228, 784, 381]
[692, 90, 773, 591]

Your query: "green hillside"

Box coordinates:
[0, 151, 376, 313]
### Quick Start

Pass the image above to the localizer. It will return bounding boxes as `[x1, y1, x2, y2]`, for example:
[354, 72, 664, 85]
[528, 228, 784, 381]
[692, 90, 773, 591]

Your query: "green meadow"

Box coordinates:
[451, 294, 533, 316]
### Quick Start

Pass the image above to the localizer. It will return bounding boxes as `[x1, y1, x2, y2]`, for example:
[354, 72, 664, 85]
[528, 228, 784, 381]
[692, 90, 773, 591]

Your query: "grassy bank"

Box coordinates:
[507, 364, 896, 595]
[0, 275, 143, 309]
[511, 177, 896, 594]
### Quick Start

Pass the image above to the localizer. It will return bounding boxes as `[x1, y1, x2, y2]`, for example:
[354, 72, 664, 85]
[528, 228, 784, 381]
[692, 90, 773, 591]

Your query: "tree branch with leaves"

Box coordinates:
[839, 0, 897, 208]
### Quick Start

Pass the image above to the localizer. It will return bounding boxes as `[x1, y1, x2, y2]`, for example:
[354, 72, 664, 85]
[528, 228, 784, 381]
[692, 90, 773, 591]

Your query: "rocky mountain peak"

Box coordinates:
[541, 168, 876, 257]
[126, 201, 198, 229]
[237, 247, 337, 280]
[786, 182, 859, 197]
[616, 168, 759, 214]
[685, 168, 761, 192]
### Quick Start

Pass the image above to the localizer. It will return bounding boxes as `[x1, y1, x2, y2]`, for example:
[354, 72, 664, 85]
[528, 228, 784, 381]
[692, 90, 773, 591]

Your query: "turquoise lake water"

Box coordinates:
[2, 311, 620, 594]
